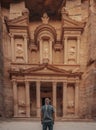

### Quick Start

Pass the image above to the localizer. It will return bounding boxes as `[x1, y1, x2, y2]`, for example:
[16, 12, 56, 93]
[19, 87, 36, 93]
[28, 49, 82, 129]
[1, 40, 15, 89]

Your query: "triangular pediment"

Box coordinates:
[9, 64, 82, 78]
[63, 16, 85, 29]
[5, 15, 28, 27]
[22, 64, 80, 76]
[23, 64, 66, 74]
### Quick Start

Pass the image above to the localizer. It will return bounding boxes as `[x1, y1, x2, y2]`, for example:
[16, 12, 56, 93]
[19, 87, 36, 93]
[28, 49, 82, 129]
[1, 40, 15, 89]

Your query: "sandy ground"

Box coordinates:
[0, 121, 96, 130]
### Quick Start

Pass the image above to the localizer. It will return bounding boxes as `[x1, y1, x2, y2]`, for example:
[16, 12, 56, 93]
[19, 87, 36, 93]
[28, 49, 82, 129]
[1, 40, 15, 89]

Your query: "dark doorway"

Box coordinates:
[57, 82, 63, 117]
[42, 98, 45, 106]
[41, 97, 51, 106]
[40, 82, 52, 106]
[30, 82, 36, 117]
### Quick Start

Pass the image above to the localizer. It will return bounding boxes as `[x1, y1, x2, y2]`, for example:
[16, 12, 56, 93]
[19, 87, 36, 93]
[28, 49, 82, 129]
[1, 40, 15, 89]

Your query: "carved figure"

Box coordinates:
[69, 46, 76, 58]
[41, 12, 49, 24]
[44, 47, 49, 58]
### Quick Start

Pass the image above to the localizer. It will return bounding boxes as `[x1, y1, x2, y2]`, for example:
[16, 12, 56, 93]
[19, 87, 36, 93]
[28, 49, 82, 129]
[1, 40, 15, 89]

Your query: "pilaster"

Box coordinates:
[25, 81, 30, 117]
[36, 81, 41, 117]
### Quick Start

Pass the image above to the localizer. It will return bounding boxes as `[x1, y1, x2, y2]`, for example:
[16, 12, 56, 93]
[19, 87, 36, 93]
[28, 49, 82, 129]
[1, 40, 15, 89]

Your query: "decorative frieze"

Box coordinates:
[29, 44, 38, 52]
[54, 42, 63, 51]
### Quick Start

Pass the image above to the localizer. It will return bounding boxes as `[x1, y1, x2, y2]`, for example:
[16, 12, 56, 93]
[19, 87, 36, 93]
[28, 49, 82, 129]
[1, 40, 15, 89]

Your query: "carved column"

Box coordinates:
[64, 36, 68, 64]
[53, 82, 57, 118]
[24, 35, 28, 63]
[36, 81, 41, 117]
[13, 80, 18, 117]
[49, 40, 52, 64]
[77, 36, 80, 64]
[39, 40, 43, 64]
[63, 81, 67, 117]
[75, 80, 79, 116]
[10, 34, 15, 62]
[25, 81, 30, 117]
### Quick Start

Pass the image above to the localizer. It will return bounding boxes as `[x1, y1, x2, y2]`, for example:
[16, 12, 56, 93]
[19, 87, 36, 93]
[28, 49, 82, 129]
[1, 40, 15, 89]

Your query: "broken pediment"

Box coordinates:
[5, 15, 29, 32]
[62, 16, 85, 32]
[6, 15, 28, 26]
[61, 7, 85, 31]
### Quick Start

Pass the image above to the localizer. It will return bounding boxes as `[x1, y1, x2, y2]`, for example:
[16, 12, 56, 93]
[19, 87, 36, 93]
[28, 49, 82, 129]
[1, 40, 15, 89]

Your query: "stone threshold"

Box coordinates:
[0, 117, 95, 122]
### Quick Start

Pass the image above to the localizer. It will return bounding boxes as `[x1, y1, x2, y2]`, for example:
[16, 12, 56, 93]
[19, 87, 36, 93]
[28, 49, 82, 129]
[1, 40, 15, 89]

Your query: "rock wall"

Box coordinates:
[2, 7, 13, 117]
[82, 0, 96, 119]
[0, 0, 96, 119]
[0, 3, 4, 117]
[66, 0, 81, 21]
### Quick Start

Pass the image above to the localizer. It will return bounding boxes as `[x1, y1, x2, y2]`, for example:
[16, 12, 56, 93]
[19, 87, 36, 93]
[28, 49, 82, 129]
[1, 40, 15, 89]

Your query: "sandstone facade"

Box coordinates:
[0, 0, 96, 120]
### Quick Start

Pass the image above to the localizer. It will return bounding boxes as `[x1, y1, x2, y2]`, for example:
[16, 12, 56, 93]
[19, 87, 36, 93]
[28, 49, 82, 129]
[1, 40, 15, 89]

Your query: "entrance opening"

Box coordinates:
[42, 98, 45, 106]
[30, 82, 36, 117]
[57, 82, 63, 117]
[41, 97, 51, 106]
[40, 82, 52, 106]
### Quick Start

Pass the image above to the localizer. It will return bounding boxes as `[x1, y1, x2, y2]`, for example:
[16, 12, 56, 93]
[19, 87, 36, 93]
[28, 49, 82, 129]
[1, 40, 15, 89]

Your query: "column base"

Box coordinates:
[62, 115, 79, 119]
[13, 115, 18, 118]
[26, 115, 30, 118]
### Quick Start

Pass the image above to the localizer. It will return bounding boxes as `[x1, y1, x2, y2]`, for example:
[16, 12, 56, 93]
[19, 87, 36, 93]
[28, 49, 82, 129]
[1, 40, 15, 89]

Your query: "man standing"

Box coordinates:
[41, 98, 55, 130]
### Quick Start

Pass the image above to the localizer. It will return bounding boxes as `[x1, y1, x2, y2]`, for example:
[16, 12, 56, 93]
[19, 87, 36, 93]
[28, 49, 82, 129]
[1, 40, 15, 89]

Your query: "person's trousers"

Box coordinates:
[42, 122, 53, 130]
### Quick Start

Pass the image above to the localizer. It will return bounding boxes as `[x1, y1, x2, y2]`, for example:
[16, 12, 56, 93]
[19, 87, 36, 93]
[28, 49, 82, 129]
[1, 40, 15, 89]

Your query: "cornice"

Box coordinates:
[9, 63, 82, 78]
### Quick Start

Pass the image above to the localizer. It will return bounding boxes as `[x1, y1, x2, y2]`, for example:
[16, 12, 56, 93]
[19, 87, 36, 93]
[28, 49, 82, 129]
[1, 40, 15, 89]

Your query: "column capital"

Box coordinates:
[23, 34, 28, 38]
[64, 36, 68, 40]
[75, 80, 80, 86]
[12, 79, 17, 84]
[75, 77, 80, 84]
[25, 80, 29, 83]
[36, 81, 41, 85]
[25, 81, 30, 87]
[77, 35, 81, 39]
[63, 80, 67, 85]
[9, 33, 14, 38]
[53, 82, 57, 86]
[38, 38, 43, 42]
[12, 79, 16, 82]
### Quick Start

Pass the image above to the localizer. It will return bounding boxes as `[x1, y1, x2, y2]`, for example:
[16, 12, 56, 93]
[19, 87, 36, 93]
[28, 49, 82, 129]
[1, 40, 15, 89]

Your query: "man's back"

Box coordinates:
[41, 98, 55, 130]
[41, 104, 54, 123]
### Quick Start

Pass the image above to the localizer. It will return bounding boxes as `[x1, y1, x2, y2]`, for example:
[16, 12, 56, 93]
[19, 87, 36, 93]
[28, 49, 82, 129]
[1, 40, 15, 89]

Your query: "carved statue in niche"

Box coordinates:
[41, 12, 49, 24]
[68, 46, 76, 58]
[68, 100, 74, 108]
[16, 44, 24, 56]
[18, 100, 26, 114]
[15, 39, 24, 62]
[43, 40, 49, 59]
[68, 43, 76, 64]
[44, 47, 49, 58]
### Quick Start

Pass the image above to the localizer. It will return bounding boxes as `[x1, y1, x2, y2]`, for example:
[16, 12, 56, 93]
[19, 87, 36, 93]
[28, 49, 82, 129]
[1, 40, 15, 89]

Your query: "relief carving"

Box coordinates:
[15, 38, 24, 62]
[68, 40, 77, 64]
[16, 44, 24, 56]
[44, 47, 49, 58]
[41, 13, 49, 24]
[68, 46, 76, 58]
[68, 100, 74, 108]
[18, 100, 26, 114]
[18, 100, 25, 107]
[42, 40, 50, 63]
